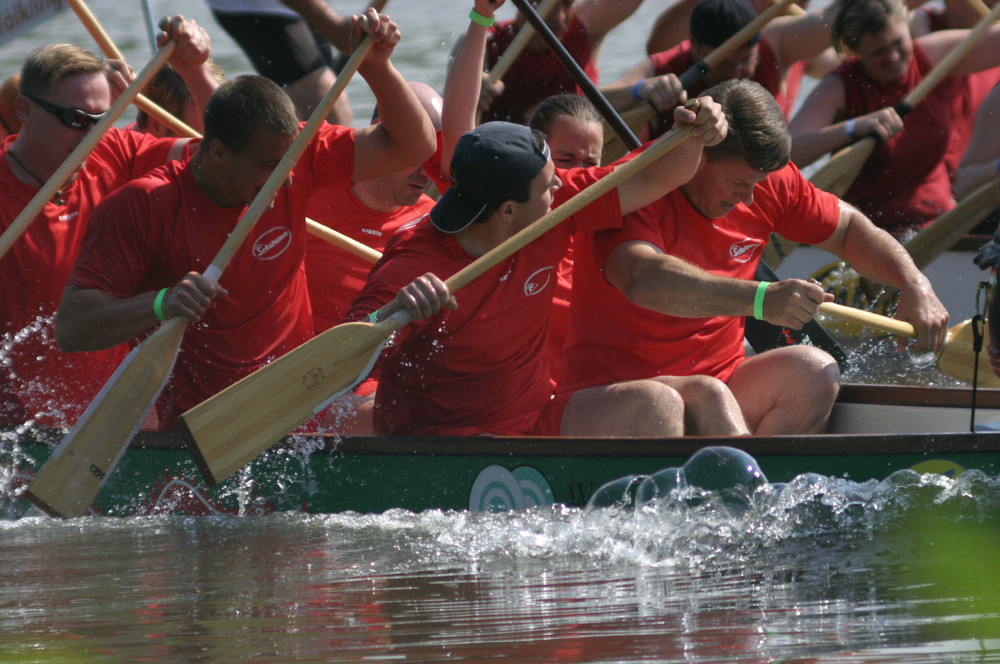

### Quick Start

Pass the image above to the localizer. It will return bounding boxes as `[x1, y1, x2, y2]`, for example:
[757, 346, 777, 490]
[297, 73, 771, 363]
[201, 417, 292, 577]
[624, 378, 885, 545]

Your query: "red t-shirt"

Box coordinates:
[68, 123, 357, 427]
[560, 162, 841, 391]
[648, 38, 805, 138]
[0, 129, 178, 427]
[305, 188, 435, 332]
[483, 14, 597, 124]
[347, 166, 621, 437]
[838, 44, 955, 232]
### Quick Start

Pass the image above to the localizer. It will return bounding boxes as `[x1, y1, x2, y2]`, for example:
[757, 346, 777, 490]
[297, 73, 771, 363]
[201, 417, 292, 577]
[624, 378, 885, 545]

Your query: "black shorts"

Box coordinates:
[212, 11, 336, 86]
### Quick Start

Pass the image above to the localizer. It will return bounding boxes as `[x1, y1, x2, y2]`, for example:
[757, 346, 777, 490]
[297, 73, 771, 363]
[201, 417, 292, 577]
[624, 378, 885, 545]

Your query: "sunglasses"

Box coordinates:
[23, 92, 107, 130]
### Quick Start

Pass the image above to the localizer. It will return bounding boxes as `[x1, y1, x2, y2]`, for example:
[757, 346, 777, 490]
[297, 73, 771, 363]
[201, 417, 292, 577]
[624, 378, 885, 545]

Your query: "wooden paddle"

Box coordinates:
[937, 318, 999, 387]
[66, 0, 201, 139]
[820, 302, 999, 387]
[808, 0, 1000, 198]
[178, 121, 698, 487]
[305, 217, 382, 264]
[22, 37, 375, 519]
[602, 0, 798, 162]
[0, 43, 175, 261]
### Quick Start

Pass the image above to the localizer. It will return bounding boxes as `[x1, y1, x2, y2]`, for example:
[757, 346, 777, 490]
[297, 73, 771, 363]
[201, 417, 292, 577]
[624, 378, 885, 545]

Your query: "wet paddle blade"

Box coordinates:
[178, 317, 401, 486]
[22, 317, 188, 517]
[937, 319, 1000, 387]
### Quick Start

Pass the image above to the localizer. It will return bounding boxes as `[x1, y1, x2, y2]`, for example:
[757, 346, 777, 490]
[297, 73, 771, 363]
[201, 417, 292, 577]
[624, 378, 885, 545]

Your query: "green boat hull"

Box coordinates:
[5, 384, 1000, 517]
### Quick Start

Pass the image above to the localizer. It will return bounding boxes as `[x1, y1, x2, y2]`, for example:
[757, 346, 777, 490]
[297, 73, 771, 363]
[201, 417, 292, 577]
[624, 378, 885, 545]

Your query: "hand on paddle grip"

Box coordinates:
[352, 8, 400, 66]
[759, 278, 833, 329]
[634, 74, 685, 114]
[161, 271, 228, 324]
[894, 282, 949, 354]
[851, 107, 903, 144]
[156, 16, 212, 69]
[673, 96, 726, 147]
[382, 273, 456, 322]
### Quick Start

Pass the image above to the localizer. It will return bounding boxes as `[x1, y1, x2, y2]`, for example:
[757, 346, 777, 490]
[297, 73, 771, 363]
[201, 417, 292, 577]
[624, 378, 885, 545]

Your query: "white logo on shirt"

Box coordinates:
[252, 226, 292, 260]
[524, 266, 555, 296]
[729, 239, 763, 264]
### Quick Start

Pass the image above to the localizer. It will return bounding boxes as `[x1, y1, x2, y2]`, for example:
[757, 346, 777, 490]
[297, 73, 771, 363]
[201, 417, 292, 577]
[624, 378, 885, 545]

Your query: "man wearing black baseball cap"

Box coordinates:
[601, 0, 840, 136]
[345, 113, 749, 439]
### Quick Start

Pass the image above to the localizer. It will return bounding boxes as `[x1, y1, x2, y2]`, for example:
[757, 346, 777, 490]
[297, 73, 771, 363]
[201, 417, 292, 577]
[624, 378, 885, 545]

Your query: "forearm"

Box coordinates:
[610, 248, 756, 318]
[827, 207, 933, 293]
[282, 0, 353, 53]
[790, 122, 854, 167]
[617, 140, 704, 216]
[356, 61, 435, 179]
[174, 59, 221, 123]
[442, 18, 492, 169]
[56, 286, 162, 352]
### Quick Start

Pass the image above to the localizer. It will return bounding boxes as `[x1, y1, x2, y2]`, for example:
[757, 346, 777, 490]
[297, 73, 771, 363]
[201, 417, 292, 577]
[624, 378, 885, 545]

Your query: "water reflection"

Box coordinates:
[1, 469, 999, 662]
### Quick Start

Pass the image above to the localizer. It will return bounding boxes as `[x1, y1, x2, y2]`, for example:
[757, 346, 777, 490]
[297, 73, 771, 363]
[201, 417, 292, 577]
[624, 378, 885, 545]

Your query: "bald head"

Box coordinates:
[371, 81, 442, 131]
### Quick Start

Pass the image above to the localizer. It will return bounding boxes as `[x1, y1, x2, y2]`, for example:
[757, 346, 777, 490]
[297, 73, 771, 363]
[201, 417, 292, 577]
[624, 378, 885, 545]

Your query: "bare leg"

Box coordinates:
[653, 375, 749, 435]
[560, 379, 685, 437]
[726, 345, 840, 435]
[284, 67, 353, 126]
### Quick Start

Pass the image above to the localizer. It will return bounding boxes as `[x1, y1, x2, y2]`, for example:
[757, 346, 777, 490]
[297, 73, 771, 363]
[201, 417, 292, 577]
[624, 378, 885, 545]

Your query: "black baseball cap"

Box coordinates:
[431, 121, 550, 234]
[690, 0, 761, 48]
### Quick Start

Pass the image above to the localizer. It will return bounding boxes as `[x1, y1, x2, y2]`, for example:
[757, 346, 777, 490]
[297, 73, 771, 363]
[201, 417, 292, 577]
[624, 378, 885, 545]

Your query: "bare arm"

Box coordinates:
[350, 10, 436, 183]
[615, 98, 727, 215]
[762, 1, 838, 69]
[917, 26, 1000, 77]
[813, 201, 949, 351]
[645, 0, 698, 55]
[282, 0, 354, 53]
[156, 16, 220, 124]
[604, 240, 830, 327]
[55, 273, 226, 352]
[441, 0, 505, 180]
[573, 0, 645, 54]
[788, 74, 904, 167]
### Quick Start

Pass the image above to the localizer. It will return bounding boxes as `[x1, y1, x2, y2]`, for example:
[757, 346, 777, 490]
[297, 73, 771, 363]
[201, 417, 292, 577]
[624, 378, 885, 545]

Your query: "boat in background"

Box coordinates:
[4, 383, 1000, 518]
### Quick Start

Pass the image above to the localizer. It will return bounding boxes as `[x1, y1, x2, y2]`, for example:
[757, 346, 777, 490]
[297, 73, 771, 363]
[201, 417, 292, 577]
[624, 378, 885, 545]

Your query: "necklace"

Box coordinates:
[7, 149, 66, 205]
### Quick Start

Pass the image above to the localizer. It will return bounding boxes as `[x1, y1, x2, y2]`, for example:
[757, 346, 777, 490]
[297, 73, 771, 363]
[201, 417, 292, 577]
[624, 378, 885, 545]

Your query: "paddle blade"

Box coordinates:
[937, 319, 1000, 387]
[808, 137, 877, 198]
[22, 317, 188, 517]
[178, 318, 396, 487]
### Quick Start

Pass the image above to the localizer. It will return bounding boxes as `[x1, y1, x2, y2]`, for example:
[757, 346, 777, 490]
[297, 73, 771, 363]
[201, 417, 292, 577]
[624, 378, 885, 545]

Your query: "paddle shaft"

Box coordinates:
[0, 43, 175, 260]
[818, 302, 915, 338]
[306, 217, 382, 264]
[509, 0, 639, 150]
[66, 0, 201, 139]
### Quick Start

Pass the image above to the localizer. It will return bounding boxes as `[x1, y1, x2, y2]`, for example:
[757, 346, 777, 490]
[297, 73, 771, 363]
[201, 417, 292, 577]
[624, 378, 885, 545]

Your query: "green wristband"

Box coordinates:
[469, 8, 495, 27]
[153, 288, 169, 322]
[753, 281, 770, 321]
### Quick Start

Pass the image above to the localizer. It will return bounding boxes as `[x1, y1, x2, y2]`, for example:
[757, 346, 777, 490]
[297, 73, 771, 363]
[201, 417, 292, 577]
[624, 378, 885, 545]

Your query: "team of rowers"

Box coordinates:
[1, 0, 999, 442]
